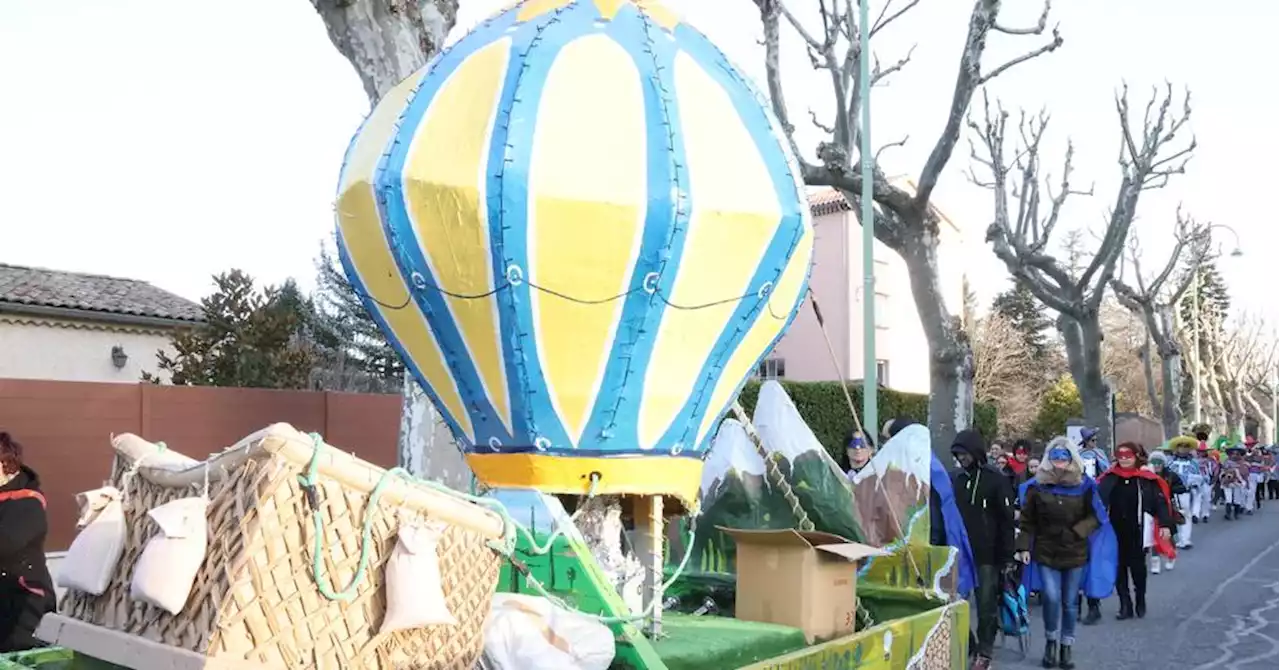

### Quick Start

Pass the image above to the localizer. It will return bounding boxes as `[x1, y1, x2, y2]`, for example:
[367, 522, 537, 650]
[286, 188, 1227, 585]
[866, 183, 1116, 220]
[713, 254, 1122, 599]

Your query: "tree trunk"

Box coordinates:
[1139, 336, 1160, 419]
[1153, 307, 1182, 440]
[901, 233, 974, 464]
[1243, 391, 1275, 446]
[1060, 313, 1113, 452]
[311, 0, 455, 104]
[312, 0, 461, 479]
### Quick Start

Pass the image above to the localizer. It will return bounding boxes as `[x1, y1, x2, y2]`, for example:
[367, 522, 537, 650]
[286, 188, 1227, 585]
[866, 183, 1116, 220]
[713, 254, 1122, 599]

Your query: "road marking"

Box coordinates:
[1188, 581, 1278, 669]
[1171, 541, 1278, 661]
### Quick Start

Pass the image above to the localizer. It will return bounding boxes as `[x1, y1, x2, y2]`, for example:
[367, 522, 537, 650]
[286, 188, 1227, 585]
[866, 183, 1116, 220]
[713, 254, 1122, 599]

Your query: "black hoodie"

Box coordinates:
[950, 430, 1016, 567]
[0, 465, 56, 652]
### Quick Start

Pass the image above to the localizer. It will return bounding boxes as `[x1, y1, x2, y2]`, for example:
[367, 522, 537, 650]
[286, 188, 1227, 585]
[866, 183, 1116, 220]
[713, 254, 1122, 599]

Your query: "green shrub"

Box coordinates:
[735, 380, 998, 461]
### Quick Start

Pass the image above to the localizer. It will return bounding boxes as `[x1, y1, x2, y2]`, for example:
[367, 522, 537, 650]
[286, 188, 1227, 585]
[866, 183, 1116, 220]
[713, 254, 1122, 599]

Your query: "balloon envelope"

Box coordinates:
[334, 0, 813, 506]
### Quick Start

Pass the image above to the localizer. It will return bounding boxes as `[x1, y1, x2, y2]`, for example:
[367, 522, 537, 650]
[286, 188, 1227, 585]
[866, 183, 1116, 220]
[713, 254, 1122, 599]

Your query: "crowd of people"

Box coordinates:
[945, 426, 1277, 670]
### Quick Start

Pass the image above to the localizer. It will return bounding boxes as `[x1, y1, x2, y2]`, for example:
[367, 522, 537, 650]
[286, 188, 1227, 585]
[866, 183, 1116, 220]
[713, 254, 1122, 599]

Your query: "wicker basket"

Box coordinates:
[57, 423, 505, 669]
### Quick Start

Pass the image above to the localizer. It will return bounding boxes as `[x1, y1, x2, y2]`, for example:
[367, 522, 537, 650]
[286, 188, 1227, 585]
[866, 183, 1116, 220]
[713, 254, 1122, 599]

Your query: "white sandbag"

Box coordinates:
[483, 593, 615, 670]
[57, 487, 127, 595]
[379, 521, 457, 634]
[130, 496, 209, 614]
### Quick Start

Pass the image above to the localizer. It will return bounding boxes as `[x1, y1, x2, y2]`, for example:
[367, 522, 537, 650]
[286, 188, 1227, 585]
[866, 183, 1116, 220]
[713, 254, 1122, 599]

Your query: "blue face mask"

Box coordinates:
[1048, 447, 1071, 462]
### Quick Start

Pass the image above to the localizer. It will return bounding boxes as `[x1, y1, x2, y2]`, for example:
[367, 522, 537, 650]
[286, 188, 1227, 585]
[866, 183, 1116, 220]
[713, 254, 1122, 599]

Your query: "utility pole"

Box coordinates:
[858, 0, 877, 440]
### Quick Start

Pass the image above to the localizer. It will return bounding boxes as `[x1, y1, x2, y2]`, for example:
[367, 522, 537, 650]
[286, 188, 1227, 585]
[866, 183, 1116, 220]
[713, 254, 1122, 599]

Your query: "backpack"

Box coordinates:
[999, 570, 1030, 637]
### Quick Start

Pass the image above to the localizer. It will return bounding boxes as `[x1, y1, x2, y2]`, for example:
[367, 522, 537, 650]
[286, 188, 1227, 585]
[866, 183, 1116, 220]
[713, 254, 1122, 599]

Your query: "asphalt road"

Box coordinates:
[992, 499, 1280, 670]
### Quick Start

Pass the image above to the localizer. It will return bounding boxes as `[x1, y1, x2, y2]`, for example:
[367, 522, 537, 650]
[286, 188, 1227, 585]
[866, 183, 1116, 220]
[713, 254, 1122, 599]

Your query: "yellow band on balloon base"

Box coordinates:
[465, 452, 702, 506]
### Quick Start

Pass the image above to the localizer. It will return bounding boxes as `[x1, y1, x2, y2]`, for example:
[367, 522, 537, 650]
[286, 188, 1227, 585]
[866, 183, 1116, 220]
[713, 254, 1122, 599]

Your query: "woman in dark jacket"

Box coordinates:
[0, 431, 56, 652]
[1016, 437, 1100, 669]
[1097, 443, 1174, 621]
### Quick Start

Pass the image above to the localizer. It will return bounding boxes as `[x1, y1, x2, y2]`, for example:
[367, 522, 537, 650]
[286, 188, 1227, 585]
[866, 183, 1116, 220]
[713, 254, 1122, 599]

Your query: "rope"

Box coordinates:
[731, 401, 814, 532]
[513, 512, 700, 624]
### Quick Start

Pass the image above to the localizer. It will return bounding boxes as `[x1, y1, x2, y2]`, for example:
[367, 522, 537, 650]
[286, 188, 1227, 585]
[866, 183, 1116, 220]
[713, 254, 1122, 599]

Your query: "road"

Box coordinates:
[992, 500, 1279, 670]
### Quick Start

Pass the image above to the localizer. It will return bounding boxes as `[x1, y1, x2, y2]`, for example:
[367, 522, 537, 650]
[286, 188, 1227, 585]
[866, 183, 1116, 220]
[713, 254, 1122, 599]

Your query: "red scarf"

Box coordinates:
[1006, 458, 1027, 475]
[1099, 465, 1176, 559]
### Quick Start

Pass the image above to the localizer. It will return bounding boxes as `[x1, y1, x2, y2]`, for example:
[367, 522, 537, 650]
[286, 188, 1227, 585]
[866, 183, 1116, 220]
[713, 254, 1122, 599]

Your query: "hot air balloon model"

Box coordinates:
[334, 0, 813, 510]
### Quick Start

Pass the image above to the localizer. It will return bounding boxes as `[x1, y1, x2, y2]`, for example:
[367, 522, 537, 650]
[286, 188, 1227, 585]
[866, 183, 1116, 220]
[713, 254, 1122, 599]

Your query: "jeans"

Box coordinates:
[973, 564, 1000, 657]
[1038, 565, 1083, 644]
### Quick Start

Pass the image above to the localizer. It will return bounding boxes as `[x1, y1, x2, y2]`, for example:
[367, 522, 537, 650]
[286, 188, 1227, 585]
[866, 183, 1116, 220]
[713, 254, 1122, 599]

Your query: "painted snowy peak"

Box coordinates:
[754, 380, 836, 463]
[700, 419, 766, 496]
[851, 424, 933, 487]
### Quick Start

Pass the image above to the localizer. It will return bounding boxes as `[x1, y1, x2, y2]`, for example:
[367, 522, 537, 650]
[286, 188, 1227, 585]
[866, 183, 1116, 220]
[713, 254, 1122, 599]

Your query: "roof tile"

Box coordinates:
[0, 263, 205, 323]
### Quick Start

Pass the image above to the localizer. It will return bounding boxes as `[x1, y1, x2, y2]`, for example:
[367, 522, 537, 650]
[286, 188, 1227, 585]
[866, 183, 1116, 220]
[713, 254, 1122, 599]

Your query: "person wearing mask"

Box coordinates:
[950, 430, 1015, 670]
[1146, 451, 1186, 574]
[1194, 442, 1219, 523]
[1164, 437, 1202, 548]
[1097, 443, 1175, 620]
[1220, 445, 1250, 520]
[0, 431, 56, 652]
[1006, 441, 1032, 487]
[1245, 437, 1265, 512]
[843, 430, 873, 479]
[1016, 438, 1114, 669]
[1074, 427, 1108, 626]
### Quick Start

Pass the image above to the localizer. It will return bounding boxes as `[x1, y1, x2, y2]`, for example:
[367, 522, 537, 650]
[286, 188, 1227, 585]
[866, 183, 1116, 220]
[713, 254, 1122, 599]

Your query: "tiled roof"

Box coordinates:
[807, 180, 961, 233]
[0, 263, 205, 324]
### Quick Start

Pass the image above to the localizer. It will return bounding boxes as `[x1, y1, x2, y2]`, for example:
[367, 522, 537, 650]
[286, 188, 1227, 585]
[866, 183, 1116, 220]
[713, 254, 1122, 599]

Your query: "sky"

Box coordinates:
[1, 0, 1276, 324]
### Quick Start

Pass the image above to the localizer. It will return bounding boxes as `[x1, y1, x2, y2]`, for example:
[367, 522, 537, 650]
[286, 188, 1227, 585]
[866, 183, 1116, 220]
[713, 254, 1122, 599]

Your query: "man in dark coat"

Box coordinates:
[951, 429, 1016, 670]
[0, 431, 56, 653]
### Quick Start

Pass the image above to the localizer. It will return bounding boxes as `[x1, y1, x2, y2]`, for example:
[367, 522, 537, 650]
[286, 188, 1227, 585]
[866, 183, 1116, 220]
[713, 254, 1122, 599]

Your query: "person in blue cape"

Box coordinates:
[881, 417, 977, 599]
[1016, 437, 1118, 669]
[1074, 426, 1109, 625]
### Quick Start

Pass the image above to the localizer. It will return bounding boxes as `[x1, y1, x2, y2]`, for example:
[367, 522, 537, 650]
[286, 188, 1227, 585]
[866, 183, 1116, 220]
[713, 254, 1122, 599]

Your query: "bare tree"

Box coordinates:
[971, 311, 1040, 436]
[755, 0, 1063, 455]
[310, 0, 467, 485]
[1111, 208, 1210, 439]
[1099, 298, 1159, 416]
[972, 83, 1196, 451]
[1211, 315, 1278, 437]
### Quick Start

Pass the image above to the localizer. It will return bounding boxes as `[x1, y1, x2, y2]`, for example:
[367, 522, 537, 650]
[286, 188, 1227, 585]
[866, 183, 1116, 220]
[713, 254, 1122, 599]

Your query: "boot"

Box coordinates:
[1226, 505, 1235, 520]
[971, 654, 992, 670]
[1116, 592, 1134, 620]
[1041, 640, 1059, 669]
[1192, 515, 1199, 524]
[1135, 591, 1147, 619]
[1081, 600, 1102, 625]
[1058, 644, 1075, 670]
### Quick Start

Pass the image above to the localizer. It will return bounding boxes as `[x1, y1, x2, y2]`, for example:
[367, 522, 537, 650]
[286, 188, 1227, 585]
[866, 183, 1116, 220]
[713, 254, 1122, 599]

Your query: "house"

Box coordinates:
[762, 184, 971, 395]
[0, 264, 204, 383]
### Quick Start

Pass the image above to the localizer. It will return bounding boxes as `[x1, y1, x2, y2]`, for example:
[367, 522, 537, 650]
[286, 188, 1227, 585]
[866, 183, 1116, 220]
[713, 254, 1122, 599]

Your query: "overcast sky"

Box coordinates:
[1, 0, 1275, 324]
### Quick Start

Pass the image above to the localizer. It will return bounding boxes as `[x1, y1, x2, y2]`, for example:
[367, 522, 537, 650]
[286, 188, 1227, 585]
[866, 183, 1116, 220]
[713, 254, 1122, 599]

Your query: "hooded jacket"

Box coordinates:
[0, 465, 56, 652]
[1017, 438, 1100, 570]
[950, 429, 1015, 567]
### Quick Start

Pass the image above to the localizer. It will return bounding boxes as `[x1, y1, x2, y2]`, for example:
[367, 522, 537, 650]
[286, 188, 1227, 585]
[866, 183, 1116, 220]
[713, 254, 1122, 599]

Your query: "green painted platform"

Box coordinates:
[652, 614, 807, 670]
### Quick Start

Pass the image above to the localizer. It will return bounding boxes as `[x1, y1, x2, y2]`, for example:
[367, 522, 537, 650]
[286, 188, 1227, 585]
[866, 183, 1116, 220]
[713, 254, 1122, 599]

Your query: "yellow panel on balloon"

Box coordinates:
[637, 51, 782, 450]
[695, 227, 813, 446]
[517, 0, 575, 22]
[337, 77, 473, 442]
[529, 34, 645, 445]
[403, 39, 513, 432]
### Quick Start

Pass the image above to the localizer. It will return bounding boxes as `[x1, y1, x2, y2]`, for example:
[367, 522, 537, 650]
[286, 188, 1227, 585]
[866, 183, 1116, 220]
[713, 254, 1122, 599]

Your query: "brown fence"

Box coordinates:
[0, 379, 402, 550]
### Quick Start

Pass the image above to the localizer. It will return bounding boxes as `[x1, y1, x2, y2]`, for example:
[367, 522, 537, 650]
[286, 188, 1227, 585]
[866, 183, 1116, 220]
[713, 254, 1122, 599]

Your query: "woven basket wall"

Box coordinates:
[61, 452, 502, 669]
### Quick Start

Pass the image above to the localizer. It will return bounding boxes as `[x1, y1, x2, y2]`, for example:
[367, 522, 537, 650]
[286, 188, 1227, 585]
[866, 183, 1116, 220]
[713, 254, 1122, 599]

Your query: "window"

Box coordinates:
[875, 359, 890, 386]
[757, 357, 786, 379]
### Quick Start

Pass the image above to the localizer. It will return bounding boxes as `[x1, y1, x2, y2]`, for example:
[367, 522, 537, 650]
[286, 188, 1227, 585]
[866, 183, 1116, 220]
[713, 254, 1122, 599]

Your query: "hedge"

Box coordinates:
[734, 380, 998, 462]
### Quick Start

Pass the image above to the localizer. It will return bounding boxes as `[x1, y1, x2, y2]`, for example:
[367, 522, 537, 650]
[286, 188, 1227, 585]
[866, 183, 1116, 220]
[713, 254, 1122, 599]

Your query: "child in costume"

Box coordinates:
[1164, 437, 1202, 548]
[1147, 451, 1186, 568]
[1097, 443, 1175, 620]
[1016, 438, 1115, 670]
[1220, 445, 1250, 520]
[1194, 442, 1218, 522]
[1267, 447, 1278, 501]
[1245, 437, 1265, 511]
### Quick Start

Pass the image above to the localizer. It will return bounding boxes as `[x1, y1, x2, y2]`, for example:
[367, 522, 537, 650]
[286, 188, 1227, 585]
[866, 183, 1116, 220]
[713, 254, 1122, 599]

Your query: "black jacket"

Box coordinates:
[1098, 470, 1173, 545]
[0, 466, 56, 653]
[950, 430, 1016, 567]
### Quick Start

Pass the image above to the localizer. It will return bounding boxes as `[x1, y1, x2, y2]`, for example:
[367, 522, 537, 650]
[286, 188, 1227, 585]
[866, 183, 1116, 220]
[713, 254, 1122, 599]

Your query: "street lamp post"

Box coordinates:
[858, 0, 877, 441]
[1191, 224, 1243, 427]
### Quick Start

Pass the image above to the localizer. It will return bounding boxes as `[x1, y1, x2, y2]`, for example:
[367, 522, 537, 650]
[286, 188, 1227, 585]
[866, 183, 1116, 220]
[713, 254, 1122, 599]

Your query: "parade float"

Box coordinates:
[0, 1, 969, 668]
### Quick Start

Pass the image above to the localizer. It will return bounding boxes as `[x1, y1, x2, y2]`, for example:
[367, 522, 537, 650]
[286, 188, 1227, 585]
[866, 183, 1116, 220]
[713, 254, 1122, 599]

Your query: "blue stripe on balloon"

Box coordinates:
[373, 15, 524, 450]
[653, 25, 813, 453]
[486, 6, 598, 453]
[575, 7, 694, 456]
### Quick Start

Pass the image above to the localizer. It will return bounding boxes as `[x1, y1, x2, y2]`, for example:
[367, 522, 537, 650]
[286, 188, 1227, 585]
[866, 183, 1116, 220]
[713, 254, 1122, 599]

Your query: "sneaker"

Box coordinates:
[972, 654, 992, 670]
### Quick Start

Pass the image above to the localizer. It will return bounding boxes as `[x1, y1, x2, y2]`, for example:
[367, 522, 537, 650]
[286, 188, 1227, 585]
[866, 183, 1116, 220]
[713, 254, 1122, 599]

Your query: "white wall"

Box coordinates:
[0, 317, 176, 383]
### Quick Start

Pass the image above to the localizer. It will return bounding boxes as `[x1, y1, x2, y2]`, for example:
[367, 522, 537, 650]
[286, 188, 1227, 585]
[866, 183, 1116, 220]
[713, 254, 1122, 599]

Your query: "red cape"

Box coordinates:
[1098, 466, 1177, 559]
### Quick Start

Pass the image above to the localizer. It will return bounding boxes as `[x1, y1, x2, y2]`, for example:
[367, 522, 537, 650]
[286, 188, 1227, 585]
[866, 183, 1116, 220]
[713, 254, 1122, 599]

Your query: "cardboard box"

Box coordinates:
[719, 527, 889, 643]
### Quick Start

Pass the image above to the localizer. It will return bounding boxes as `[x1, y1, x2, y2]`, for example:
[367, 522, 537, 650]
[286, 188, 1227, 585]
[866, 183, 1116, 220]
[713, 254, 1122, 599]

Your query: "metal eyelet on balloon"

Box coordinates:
[757, 281, 774, 300]
[642, 272, 661, 294]
[534, 436, 551, 452]
[411, 272, 428, 290]
[671, 442, 684, 456]
[487, 436, 502, 452]
[505, 264, 524, 285]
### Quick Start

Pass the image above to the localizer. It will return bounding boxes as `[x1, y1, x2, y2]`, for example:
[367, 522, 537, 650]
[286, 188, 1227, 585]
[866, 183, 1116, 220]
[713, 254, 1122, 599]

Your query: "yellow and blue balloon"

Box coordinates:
[334, 0, 813, 506]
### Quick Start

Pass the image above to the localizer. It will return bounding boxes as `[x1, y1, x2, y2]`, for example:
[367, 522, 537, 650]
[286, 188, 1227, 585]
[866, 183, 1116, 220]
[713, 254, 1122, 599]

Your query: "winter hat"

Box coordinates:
[1149, 451, 1168, 466]
[1079, 427, 1100, 445]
